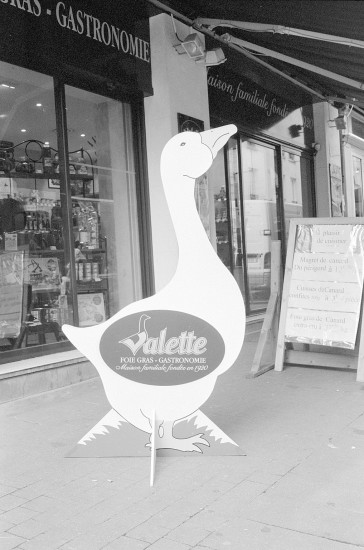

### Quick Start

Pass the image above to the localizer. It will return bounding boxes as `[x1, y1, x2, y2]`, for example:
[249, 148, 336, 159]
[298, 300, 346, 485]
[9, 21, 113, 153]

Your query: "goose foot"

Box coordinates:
[147, 420, 210, 453]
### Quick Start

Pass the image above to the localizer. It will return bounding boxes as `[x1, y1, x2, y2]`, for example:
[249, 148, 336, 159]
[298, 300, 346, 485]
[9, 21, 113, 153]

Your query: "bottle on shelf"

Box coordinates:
[88, 203, 99, 249]
[78, 205, 90, 246]
[42, 141, 53, 174]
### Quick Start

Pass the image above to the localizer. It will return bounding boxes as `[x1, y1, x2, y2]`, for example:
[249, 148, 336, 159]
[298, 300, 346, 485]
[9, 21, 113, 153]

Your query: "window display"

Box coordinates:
[0, 62, 143, 359]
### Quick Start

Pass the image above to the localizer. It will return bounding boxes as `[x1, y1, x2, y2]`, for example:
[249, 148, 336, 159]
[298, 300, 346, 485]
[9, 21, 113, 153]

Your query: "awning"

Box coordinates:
[147, 0, 364, 112]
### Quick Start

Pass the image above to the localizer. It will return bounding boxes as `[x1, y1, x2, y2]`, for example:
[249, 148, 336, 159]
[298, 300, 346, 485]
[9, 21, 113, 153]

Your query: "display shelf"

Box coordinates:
[76, 280, 108, 292]
[4, 172, 93, 181]
[30, 247, 106, 255]
[31, 286, 61, 294]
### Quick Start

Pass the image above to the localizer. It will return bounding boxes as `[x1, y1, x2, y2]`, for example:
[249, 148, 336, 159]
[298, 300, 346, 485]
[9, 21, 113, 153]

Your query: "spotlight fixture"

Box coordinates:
[203, 48, 226, 66]
[181, 33, 205, 60]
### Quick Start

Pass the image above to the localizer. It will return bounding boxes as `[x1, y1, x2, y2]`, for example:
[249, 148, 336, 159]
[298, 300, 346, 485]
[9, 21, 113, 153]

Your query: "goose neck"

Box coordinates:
[163, 174, 214, 261]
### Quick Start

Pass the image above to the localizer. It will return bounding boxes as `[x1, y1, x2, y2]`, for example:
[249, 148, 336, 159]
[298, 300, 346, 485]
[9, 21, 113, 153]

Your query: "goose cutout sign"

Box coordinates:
[64, 125, 246, 464]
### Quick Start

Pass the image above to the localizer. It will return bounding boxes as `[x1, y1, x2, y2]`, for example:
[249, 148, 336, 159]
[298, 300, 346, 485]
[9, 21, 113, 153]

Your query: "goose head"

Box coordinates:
[161, 124, 237, 180]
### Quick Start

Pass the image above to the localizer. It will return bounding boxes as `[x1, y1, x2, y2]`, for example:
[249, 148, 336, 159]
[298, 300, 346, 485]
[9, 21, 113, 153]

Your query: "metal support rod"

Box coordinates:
[54, 78, 79, 326]
[146, 0, 328, 102]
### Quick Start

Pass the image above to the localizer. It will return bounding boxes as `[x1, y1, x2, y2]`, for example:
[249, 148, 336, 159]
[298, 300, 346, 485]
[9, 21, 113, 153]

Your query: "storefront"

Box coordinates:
[0, 1, 154, 368]
[206, 51, 316, 315]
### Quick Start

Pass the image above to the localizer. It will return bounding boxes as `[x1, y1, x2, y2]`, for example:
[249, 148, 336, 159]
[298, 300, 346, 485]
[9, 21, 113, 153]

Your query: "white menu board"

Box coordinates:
[285, 224, 364, 349]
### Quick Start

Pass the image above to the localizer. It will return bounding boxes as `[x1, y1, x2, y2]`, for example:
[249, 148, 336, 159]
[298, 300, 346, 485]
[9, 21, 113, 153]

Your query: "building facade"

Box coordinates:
[0, 7, 360, 400]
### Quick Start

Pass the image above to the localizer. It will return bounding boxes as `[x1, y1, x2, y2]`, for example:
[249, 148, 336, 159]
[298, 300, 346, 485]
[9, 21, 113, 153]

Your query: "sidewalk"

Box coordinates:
[1, 325, 364, 550]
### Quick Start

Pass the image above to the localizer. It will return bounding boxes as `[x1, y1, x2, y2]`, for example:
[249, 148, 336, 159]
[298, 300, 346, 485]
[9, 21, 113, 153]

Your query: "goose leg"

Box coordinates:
[151, 420, 210, 453]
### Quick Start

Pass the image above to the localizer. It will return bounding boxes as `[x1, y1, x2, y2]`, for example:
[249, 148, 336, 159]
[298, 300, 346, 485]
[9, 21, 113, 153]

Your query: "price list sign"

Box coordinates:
[285, 224, 364, 349]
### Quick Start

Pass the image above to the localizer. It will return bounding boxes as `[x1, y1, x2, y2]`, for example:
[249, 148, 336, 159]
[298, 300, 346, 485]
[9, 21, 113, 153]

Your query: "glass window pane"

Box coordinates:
[226, 139, 246, 299]
[281, 150, 304, 243]
[353, 156, 363, 217]
[64, 86, 142, 327]
[241, 139, 278, 311]
[209, 148, 231, 269]
[0, 61, 73, 354]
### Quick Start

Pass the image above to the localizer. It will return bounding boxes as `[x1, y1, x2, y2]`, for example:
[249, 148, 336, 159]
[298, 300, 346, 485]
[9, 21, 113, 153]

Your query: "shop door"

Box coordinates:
[212, 136, 280, 315]
[211, 136, 314, 316]
[239, 139, 279, 313]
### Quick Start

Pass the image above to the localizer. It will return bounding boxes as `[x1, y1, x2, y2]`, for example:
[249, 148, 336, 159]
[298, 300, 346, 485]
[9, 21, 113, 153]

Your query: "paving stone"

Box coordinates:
[178, 509, 228, 531]
[12, 482, 50, 502]
[206, 480, 265, 516]
[147, 499, 204, 529]
[7, 518, 46, 539]
[0, 506, 39, 525]
[247, 495, 364, 547]
[202, 519, 363, 550]
[126, 519, 170, 543]
[0, 534, 26, 550]
[0, 485, 16, 498]
[247, 471, 282, 486]
[103, 537, 149, 550]
[0, 494, 28, 512]
[146, 538, 191, 550]
[61, 509, 153, 550]
[147, 505, 190, 531]
[16, 529, 73, 550]
[166, 523, 211, 546]
[23, 495, 57, 512]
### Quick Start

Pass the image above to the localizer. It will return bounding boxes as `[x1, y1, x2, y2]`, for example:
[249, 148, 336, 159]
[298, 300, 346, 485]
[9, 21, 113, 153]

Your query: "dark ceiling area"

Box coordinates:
[147, 0, 364, 112]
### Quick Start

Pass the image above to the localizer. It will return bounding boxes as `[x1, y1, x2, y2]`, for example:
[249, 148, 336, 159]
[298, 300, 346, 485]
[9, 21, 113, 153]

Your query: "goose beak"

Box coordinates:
[200, 124, 237, 159]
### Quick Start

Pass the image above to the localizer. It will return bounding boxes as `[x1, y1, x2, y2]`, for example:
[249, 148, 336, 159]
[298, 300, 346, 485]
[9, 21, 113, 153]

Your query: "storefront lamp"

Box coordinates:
[181, 33, 205, 59]
[203, 48, 227, 66]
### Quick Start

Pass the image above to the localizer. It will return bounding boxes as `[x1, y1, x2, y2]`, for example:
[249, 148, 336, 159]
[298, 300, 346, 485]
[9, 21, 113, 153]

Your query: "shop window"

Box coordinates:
[353, 156, 363, 216]
[281, 150, 304, 243]
[209, 143, 232, 270]
[352, 118, 364, 141]
[0, 62, 143, 360]
[64, 86, 142, 325]
[0, 63, 69, 354]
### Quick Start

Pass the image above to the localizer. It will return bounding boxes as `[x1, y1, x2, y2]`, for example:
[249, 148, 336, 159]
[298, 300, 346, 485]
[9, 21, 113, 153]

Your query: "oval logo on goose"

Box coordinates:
[99, 310, 225, 386]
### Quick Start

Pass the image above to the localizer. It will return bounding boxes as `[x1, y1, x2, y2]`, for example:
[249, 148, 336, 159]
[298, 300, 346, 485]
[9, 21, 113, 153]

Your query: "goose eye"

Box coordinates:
[180, 142, 186, 147]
